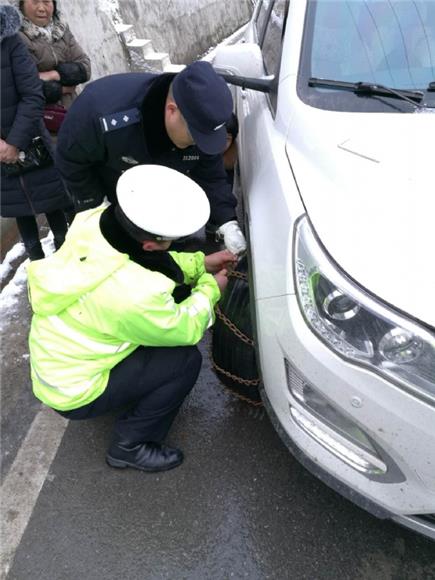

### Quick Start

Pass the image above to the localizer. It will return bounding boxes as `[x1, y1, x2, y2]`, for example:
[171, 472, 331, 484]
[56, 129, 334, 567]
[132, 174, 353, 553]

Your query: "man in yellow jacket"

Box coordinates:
[27, 165, 237, 472]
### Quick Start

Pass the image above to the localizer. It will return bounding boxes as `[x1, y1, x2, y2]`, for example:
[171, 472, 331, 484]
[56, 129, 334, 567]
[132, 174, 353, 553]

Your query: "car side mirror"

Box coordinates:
[216, 72, 275, 93]
[212, 42, 276, 94]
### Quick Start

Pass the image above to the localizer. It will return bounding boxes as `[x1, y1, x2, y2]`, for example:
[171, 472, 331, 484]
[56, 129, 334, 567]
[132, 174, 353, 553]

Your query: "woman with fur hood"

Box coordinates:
[1, 3, 70, 260]
[15, 0, 91, 109]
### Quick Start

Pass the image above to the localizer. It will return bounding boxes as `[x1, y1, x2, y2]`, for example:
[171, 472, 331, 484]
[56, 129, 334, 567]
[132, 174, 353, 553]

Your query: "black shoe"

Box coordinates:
[53, 237, 65, 251]
[26, 243, 44, 261]
[106, 441, 183, 472]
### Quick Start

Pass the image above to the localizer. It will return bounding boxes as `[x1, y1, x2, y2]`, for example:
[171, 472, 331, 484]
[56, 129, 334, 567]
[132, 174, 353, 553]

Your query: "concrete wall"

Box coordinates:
[5, 0, 253, 76]
[115, 0, 254, 63]
[57, 2, 131, 78]
[53, 0, 252, 77]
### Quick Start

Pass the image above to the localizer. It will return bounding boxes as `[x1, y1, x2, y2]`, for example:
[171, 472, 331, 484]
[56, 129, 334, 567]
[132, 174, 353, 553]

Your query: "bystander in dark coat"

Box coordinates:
[0, 4, 70, 260]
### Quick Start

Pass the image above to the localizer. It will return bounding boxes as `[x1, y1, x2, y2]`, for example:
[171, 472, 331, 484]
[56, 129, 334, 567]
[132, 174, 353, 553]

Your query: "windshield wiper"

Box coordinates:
[309, 78, 424, 108]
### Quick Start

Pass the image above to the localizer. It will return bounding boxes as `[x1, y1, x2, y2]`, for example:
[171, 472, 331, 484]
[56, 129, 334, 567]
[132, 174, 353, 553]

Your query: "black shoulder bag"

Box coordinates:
[1, 136, 53, 177]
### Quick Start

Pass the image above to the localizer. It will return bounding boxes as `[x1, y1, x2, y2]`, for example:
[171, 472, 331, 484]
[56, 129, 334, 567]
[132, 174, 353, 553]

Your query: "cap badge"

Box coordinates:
[213, 122, 225, 131]
[122, 156, 139, 165]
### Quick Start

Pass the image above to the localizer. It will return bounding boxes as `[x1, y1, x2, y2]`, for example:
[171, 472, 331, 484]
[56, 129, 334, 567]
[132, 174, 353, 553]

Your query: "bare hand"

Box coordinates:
[39, 70, 61, 82]
[0, 139, 19, 163]
[205, 250, 237, 274]
[214, 269, 229, 293]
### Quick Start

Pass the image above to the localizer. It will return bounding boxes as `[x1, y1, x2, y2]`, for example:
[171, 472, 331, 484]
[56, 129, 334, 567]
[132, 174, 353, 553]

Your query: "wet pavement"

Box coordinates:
[1, 233, 435, 580]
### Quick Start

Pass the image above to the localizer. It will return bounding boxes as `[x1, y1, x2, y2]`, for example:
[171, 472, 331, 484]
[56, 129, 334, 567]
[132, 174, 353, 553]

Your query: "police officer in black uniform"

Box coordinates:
[56, 61, 246, 254]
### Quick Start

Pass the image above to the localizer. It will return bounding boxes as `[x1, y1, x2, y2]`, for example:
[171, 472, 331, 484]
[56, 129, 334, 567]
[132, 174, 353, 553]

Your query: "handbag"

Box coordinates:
[1, 136, 53, 177]
[43, 104, 67, 133]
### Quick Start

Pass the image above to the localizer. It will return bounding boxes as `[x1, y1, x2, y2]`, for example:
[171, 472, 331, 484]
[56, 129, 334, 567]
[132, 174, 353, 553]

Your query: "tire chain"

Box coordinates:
[210, 266, 262, 405]
[215, 305, 254, 347]
[225, 387, 263, 407]
[210, 351, 263, 407]
[210, 353, 261, 387]
[228, 269, 248, 281]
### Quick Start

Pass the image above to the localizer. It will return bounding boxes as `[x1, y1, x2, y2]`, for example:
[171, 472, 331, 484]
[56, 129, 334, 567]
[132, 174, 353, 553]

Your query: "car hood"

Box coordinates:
[286, 106, 435, 327]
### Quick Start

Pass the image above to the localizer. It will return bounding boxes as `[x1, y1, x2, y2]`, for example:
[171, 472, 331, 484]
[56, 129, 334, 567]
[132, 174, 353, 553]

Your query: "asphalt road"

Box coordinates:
[1, 233, 435, 580]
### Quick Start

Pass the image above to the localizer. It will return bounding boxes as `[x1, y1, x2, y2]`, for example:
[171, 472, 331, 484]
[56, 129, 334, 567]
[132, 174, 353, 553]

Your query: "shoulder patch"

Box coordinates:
[99, 108, 141, 133]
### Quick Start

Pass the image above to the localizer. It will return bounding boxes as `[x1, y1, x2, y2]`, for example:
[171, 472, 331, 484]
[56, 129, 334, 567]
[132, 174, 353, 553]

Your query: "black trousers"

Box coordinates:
[16, 210, 68, 259]
[58, 345, 202, 445]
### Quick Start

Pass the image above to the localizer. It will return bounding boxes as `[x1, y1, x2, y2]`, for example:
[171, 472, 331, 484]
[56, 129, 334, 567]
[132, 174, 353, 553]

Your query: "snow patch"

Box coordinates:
[0, 259, 29, 331]
[200, 23, 248, 62]
[0, 235, 55, 332]
[416, 107, 435, 113]
[0, 242, 25, 285]
[97, 0, 122, 25]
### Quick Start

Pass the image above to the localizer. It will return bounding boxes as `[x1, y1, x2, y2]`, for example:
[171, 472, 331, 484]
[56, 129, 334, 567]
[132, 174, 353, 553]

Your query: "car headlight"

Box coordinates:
[294, 216, 435, 403]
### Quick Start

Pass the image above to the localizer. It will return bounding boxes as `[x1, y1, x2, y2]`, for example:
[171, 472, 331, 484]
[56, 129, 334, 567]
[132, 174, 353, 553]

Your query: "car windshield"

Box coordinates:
[299, 0, 435, 111]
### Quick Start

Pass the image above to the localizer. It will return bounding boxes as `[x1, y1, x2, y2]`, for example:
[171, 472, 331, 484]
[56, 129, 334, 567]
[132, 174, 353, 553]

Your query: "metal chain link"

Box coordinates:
[228, 269, 248, 281]
[211, 265, 262, 405]
[215, 305, 254, 347]
[210, 352, 263, 407]
[225, 387, 263, 407]
[210, 354, 261, 387]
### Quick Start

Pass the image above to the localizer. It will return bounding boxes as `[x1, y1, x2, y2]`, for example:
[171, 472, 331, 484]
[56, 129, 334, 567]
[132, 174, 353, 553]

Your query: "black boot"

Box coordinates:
[26, 242, 45, 261]
[53, 236, 64, 251]
[106, 441, 183, 472]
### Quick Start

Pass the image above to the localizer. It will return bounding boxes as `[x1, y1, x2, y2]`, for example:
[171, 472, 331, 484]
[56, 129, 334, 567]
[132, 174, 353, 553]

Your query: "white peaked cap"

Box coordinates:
[116, 165, 210, 239]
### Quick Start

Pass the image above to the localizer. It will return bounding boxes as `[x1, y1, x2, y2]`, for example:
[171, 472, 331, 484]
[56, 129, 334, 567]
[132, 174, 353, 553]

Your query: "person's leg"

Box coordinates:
[112, 345, 201, 443]
[64, 207, 76, 227]
[60, 345, 202, 471]
[45, 209, 68, 250]
[15, 215, 44, 260]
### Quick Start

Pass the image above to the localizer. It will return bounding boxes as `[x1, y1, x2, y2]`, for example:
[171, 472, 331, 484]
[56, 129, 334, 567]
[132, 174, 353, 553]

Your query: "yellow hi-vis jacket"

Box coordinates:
[27, 207, 220, 411]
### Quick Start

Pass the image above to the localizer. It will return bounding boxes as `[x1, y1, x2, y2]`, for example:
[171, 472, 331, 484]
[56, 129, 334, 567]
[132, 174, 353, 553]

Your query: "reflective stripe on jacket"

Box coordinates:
[27, 206, 220, 411]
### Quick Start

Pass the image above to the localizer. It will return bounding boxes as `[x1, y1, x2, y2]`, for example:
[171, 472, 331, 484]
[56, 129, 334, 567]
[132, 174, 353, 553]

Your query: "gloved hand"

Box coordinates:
[216, 220, 247, 255]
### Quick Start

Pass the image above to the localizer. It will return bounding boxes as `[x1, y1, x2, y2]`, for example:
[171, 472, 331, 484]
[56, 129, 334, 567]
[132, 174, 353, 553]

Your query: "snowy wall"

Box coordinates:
[57, 2, 130, 78]
[115, 0, 254, 63]
[7, 0, 254, 78]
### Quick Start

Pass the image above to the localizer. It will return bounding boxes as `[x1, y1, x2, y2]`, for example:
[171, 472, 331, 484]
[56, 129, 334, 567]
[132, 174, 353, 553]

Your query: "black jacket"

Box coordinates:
[0, 5, 69, 217]
[56, 72, 236, 226]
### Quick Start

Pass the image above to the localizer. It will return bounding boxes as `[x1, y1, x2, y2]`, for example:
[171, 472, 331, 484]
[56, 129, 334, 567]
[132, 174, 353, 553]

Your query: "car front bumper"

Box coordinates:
[255, 293, 435, 541]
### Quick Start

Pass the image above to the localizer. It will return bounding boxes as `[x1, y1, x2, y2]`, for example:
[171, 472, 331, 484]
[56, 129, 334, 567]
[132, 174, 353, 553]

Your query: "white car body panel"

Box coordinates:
[214, 0, 435, 540]
[286, 103, 435, 326]
[259, 295, 435, 507]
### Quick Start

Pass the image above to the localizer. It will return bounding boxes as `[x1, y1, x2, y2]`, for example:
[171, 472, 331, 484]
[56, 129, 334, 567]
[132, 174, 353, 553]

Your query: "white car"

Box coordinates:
[213, 0, 435, 540]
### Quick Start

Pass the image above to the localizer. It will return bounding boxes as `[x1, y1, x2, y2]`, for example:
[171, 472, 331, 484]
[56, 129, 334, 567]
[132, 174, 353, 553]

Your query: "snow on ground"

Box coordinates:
[0, 235, 55, 333]
[0, 242, 25, 285]
[0, 260, 28, 329]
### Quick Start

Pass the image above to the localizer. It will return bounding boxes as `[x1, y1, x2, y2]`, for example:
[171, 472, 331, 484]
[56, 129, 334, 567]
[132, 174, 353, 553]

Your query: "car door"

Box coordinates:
[236, 0, 297, 301]
[237, 0, 286, 196]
